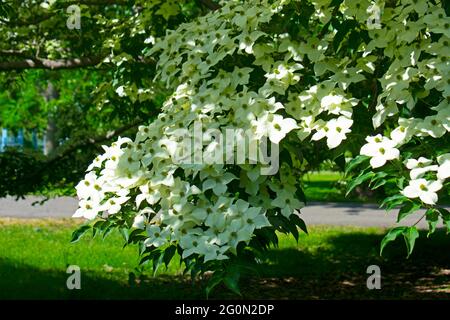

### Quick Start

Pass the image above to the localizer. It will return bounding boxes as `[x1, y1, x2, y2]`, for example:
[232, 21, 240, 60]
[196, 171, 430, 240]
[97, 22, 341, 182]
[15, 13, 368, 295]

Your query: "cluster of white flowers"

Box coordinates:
[349, 1, 449, 205]
[75, 0, 449, 261]
[401, 154, 449, 205]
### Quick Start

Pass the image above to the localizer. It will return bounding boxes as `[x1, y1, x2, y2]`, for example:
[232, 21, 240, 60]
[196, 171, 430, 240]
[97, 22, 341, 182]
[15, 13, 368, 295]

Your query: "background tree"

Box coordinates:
[0, 0, 215, 196]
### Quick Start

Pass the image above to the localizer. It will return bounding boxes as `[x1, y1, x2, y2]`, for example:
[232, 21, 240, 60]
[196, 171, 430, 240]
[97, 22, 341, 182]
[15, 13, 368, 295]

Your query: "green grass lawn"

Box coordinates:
[302, 171, 348, 202]
[1, 218, 449, 299]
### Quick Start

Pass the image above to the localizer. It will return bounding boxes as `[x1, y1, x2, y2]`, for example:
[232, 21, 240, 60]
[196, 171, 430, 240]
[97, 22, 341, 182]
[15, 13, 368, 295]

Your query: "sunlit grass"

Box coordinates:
[1, 218, 449, 299]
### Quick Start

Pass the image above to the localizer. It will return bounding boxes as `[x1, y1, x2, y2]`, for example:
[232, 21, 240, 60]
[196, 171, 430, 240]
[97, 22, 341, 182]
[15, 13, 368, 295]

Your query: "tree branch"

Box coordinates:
[0, 54, 156, 71]
[197, 0, 221, 11]
[0, 56, 103, 71]
[76, 0, 131, 5]
[0, 49, 30, 57]
[0, 14, 54, 27]
[46, 119, 144, 164]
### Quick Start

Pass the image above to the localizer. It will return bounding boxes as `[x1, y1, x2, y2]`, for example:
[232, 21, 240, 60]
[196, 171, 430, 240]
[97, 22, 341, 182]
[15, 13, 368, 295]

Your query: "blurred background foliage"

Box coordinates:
[0, 0, 196, 197]
[0, 0, 397, 200]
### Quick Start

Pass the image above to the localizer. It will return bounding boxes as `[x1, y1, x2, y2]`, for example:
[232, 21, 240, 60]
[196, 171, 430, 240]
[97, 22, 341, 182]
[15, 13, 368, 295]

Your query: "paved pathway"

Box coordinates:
[0, 196, 444, 229]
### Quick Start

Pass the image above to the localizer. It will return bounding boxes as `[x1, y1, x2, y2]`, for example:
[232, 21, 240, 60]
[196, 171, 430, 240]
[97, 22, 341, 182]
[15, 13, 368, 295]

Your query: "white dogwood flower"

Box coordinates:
[311, 116, 353, 149]
[360, 135, 400, 168]
[74, 199, 101, 220]
[132, 214, 146, 229]
[144, 225, 170, 247]
[101, 196, 130, 215]
[437, 153, 450, 181]
[405, 157, 438, 180]
[253, 113, 298, 144]
[390, 118, 418, 145]
[271, 188, 304, 218]
[418, 115, 447, 138]
[402, 179, 443, 205]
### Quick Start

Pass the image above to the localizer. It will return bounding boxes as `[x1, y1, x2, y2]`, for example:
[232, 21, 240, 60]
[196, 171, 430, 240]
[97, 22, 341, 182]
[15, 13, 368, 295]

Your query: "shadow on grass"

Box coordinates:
[246, 228, 450, 299]
[0, 258, 205, 300]
[1, 229, 449, 300]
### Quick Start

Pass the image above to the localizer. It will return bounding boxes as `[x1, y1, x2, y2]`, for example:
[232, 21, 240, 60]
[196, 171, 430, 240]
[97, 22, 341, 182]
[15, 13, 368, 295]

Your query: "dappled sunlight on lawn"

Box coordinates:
[0, 220, 448, 299]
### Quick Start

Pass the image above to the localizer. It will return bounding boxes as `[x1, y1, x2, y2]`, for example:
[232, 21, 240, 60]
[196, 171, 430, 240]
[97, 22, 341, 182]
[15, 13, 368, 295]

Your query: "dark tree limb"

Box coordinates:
[76, 0, 130, 5]
[46, 119, 144, 164]
[197, 0, 221, 11]
[0, 56, 103, 71]
[0, 54, 156, 71]
[0, 49, 30, 57]
[0, 14, 54, 27]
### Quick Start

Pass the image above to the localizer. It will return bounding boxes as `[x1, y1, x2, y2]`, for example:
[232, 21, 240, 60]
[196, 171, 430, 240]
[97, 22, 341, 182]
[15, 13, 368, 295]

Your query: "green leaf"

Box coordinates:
[253, 227, 279, 249]
[437, 208, 450, 234]
[277, 213, 300, 242]
[347, 29, 363, 51]
[119, 228, 129, 242]
[102, 225, 115, 240]
[328, 0, 344, 8]
[369, 172, 388, 190]
[380, 226, 407, 256]
[397, 202, 421, 223]
[396, 176, 406, 190]
[163, 245, 176, 268]
[295, 186, 307, 205]
[402, 226, 419, 258]
[139, 254, 151, 265]
[370, 171, 388, 183]
[190, 261, 202, 280]
[345, 155, 369, 176]
[92, 220, 105, 229]
[445, 220, 450, 234]
[334, 153, 346, 172]
[290, 213, 308, 235]
[437, 207, 450, 217]
[70, 224, 91, 243]
[380, 194, 409, 210]
[268, 215, 290, 234]
[206, 271, 224, 299]
[92, 220, 105, 238]
[127, 229, 146, 244]
[152, 251, 164, 276]
[346, 171, 375, 196]
[425, 208, 439, 237]
[333, 20, 358, 53]
[224, 268, 242, 296]
[289, 222, 299, 242]
[139, 247, 159, 265]
[372, 179, 387, 190]
[297, 1, 315, 29]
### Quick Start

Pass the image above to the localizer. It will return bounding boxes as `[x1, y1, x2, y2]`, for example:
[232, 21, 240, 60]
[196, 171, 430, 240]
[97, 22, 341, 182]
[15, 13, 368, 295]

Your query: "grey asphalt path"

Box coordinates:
[0, 196, 79, 219]
[0, 196, 443, 230]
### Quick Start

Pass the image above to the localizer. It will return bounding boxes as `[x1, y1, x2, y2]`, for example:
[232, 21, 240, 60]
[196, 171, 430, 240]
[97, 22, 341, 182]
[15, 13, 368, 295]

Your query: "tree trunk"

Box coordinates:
[43, 82, 59, 156]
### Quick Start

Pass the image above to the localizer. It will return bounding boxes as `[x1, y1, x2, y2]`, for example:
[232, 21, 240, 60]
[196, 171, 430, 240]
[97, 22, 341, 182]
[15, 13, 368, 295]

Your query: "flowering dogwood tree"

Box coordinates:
[72, 0, 449, 294]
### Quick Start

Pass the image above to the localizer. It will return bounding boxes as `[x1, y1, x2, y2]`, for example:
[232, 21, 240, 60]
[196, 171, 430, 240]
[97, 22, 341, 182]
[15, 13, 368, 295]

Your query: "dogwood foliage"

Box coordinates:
[73, 0, 449, 292]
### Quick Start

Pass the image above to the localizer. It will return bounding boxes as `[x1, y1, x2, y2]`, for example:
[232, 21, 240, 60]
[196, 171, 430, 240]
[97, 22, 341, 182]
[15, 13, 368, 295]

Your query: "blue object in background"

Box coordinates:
[17, 129, 24, 146]
[32, 129, 38, 150]
[1, 128, 7, 152]
[0, 128, 43, 152]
